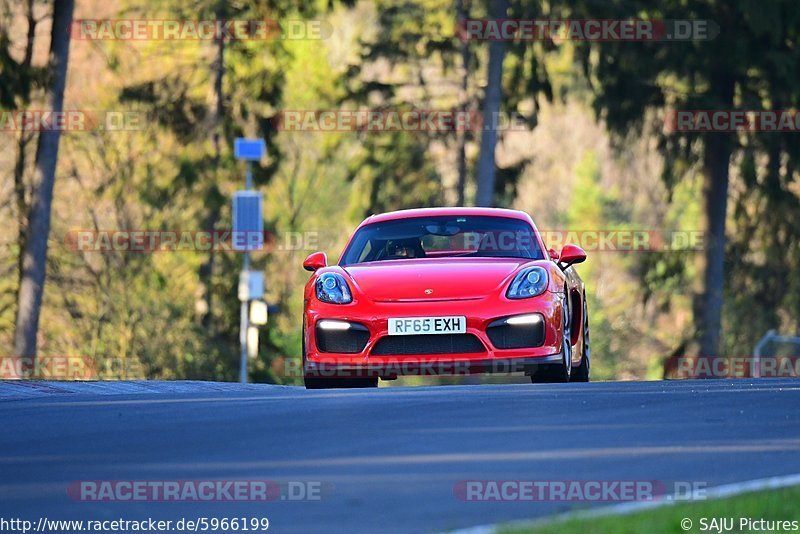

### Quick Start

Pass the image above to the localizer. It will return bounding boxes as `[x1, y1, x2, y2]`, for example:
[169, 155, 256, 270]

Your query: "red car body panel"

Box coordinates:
[302, 207, 587, 379]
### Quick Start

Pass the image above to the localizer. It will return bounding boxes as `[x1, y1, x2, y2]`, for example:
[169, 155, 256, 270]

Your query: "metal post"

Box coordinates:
[239, 253, 250, 384]
[245, 160, 253, 189]
[239, 160, 254, 384]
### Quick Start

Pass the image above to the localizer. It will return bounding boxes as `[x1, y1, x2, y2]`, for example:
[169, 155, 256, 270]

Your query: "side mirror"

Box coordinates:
[303, 251, 327, 272]
[559, 244, 586, 268]
[548, 248, 560, 261]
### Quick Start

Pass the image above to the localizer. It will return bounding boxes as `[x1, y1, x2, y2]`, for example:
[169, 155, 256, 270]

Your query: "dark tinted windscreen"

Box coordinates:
[340, 216, 543, 265]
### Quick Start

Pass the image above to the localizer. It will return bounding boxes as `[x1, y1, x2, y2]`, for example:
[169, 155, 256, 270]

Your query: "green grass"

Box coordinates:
[501, 485, 800, 534]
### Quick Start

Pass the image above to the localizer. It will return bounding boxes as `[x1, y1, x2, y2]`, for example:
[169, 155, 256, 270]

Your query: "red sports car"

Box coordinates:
[301, 207, 589, 388]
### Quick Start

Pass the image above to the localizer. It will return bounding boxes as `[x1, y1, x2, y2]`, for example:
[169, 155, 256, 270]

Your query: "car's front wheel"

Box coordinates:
[531, 293, 571, 384]
[302, 334, 379, 389]
[304, 376, 378, 389]
[570, 295, 590, 382]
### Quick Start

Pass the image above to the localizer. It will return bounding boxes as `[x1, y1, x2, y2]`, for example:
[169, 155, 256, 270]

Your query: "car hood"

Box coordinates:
[342, 258, 529, 301]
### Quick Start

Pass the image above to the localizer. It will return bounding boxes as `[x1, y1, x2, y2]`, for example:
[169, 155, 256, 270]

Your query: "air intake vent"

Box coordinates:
[371, 334, 485, 355]
[316, 323, 369, 353]
[487, 316, 545, 349]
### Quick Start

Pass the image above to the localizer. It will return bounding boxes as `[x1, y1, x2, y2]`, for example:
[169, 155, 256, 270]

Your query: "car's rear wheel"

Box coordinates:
[531, 293, 571, 384]
[570, 295, 591, 382]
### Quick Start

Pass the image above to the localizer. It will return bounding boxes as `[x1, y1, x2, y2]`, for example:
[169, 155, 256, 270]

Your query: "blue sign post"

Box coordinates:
[234, 138, 266, 383]
[233, 192, 264, 251]
[234, 138, 266, 161]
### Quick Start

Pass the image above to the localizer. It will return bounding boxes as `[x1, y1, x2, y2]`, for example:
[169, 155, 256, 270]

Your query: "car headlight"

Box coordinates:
[316, 273, 353, 304]
[507, 267, 548, 299]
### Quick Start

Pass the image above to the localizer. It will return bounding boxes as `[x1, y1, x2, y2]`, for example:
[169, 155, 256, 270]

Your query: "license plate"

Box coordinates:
[388, 316, 467, 336]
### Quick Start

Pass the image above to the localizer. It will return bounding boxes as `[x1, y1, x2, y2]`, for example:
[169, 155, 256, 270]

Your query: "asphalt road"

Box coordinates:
[1, 379, 800, 533]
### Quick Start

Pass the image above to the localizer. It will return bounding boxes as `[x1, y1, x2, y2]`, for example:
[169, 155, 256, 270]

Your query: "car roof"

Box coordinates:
[359, 207, 533, 227]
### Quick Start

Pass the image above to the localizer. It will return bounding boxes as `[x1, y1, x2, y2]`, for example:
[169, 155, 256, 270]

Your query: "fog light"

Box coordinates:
[505, 314, 542, 325]
[318, 319, 352, 330]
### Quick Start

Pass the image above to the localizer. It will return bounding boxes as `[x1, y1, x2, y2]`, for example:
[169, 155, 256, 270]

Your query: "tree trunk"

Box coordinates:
[13, 0, 75, 357]
[13, 0, 39, 307]
[474, 0, 508, 207]
[697, 74, 735, 357]
[455, 0, 469, 206]
[198, 0, 226, 331]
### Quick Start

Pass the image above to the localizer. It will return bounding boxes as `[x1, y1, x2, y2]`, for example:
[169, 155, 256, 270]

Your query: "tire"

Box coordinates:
[304, 376, 379, 389]
[531, 293, 572, 384]
[570, 295, 591, 382]
[302, 333, 379, 389]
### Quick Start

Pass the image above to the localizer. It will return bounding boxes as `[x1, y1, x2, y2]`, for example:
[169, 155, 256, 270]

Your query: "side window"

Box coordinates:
[357, 240, 373, 263]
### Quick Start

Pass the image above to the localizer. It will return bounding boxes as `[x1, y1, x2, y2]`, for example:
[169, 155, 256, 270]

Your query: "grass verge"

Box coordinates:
[501, 485, 800, 534]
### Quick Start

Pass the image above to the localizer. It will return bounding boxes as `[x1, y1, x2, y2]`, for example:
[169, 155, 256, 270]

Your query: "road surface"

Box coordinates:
[1, 379, 799, 532]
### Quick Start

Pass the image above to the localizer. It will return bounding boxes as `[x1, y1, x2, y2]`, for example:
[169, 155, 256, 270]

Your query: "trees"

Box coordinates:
[13, 0, 75, 357]
[570, 0, 800, 356]
[2, 0, 797, 380]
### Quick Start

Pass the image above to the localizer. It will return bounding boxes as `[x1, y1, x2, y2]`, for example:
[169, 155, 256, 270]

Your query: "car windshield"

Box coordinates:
[340, 215, 543, 265]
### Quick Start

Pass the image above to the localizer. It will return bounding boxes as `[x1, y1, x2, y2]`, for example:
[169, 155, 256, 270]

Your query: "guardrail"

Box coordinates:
[753, 330, 800, 378]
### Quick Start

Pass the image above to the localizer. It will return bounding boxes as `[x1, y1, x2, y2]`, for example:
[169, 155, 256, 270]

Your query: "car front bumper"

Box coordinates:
[303, 291, 565, 379]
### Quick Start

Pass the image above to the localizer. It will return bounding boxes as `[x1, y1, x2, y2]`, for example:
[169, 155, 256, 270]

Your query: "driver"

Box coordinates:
[386, 238, 424, 258]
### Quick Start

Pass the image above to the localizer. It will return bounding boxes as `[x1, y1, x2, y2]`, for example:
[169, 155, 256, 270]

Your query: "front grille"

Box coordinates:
[371, 334, 485, 355]
[486, 316, 545, 349]
[316, 323, 370, 353]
